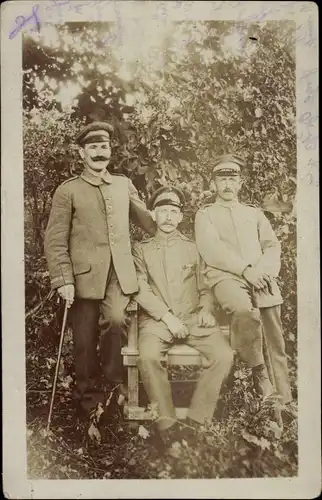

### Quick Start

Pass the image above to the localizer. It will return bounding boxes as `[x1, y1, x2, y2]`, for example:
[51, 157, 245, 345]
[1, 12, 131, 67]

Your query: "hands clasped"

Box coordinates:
[162, 309, 218, 339]
[243, 267, 273, 294]
[162, 312, 189, 339]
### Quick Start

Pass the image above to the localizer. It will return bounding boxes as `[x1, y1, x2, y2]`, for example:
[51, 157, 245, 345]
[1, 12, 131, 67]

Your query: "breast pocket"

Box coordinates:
[181, 262, 197, 280]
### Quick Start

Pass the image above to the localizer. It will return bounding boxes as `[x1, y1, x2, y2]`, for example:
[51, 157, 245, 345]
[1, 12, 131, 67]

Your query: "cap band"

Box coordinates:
[76, 122, 113, 145]
[152, 191, 183, 209]
[154, 198, 182, 209]
[81, 131, 111, 145]
[213, 168, 241, 177]
[149, 186, 185, 210]
[212, 154, 244, 178]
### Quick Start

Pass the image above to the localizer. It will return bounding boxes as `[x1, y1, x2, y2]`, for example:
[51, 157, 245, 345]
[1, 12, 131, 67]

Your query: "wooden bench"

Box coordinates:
[122, 300, 230, 420]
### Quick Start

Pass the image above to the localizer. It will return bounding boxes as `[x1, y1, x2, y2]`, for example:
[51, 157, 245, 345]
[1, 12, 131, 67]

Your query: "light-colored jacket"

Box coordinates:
[194, 201, 283, 307]
[132, 230, 215, 323]
[44, 169, 155, 299]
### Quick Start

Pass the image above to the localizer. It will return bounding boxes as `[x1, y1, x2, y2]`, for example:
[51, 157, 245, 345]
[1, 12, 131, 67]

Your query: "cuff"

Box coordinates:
[51, 276, 75, 290]
[198, 293, 215, 313]
[154, 305, 170, 322]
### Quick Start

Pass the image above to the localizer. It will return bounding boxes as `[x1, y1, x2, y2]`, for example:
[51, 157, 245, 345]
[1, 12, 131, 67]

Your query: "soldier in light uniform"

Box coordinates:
[44, 122, 155, 436]
[133, 186, 234, 447]
[194, 154, 293, 417]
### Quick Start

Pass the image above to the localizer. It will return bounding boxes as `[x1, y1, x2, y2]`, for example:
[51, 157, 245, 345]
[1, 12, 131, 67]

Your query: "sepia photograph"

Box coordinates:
[1, 1, 319, 498]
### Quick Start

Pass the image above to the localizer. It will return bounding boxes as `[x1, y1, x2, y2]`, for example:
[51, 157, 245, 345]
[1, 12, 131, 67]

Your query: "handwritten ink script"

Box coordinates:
[8, 0, 125, 44]
[8, 4, 41, 39]
[8, 0, 318, 40]
[8, 0, 112, 39]
[299, 67, 319, 187]
[44, 0, 106, 24]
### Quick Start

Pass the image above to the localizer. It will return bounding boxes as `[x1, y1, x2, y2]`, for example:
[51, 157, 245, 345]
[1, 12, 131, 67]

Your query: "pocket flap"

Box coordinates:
[182, 262, 197, 279]
[73, 262, 91, 275]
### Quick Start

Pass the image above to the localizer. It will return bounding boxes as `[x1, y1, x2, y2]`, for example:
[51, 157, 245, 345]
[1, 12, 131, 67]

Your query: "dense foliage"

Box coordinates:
[24, 20, 297, 479]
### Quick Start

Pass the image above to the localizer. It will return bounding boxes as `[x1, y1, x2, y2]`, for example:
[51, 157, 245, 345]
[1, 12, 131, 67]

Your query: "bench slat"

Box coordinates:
[124, 405, 188, 420]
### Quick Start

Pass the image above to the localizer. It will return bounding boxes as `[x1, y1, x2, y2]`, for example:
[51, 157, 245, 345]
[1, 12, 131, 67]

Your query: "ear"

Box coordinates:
[78, 147, 85, 160]
[178, 211, 183, 223]
[151, 210, 156, 222]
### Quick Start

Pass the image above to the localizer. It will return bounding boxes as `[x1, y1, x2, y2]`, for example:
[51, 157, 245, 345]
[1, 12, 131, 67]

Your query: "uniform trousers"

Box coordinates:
[214, 279, 292, 404]
[137, 315, 234, 431]
[69, 265, 130, 412]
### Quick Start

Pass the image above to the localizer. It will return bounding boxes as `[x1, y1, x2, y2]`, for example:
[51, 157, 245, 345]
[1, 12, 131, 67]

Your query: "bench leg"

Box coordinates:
[124, 365, 140, 419]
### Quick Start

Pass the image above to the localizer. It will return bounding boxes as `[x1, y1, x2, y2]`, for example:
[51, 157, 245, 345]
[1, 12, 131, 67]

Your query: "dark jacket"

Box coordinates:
[44, 168, 155, 299]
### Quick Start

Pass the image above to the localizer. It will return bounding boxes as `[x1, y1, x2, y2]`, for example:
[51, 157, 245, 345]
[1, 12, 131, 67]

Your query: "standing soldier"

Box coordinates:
[194, 153, 294, 425]
[133, 186, 234, 449]
[44, 121, 155, 439]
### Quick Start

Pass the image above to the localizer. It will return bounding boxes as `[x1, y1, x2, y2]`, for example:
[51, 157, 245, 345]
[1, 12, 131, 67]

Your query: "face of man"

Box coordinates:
[79, 139, 112, 172]
[213, 162, 242, 201]
[152, 204, 183, 233]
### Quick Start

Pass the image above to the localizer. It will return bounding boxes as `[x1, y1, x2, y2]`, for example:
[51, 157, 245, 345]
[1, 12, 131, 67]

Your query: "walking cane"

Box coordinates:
[46, 299, 69, 433]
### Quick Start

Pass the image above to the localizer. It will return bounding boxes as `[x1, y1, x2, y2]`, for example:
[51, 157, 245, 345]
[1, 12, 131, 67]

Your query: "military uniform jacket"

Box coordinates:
[44, 169, 156, 299]
[194, 201, 283, 307]
[132, 230, 215, 324]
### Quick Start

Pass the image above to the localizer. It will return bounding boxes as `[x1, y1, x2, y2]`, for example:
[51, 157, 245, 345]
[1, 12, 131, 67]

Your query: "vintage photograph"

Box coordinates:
[23, 16, 299, 480]
[1, 1, 319, 497]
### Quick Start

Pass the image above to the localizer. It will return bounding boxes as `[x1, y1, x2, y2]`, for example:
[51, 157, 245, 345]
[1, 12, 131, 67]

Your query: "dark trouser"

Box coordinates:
[261, 306, 292, 404]
[70, 267, 130, 412]
[214, 279, 292, 404]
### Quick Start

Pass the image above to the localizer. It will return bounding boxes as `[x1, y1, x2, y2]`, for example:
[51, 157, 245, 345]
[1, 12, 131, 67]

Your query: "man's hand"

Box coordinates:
[260, 274, 274, 295]
[243, 266, 270, 292]
[197, 309, 218, 328]
[162, 312, 189, 339]
[57, 284, 75, 308]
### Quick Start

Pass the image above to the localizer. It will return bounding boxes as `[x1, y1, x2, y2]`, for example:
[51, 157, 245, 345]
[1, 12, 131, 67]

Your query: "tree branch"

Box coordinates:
[25, 289, 55, 320]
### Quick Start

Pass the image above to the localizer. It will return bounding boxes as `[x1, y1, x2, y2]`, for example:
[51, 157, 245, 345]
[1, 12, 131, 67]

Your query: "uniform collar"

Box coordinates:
[155, 229, 180, 247]
[80, 168, 113, 186]
[215, 199, 240, 209]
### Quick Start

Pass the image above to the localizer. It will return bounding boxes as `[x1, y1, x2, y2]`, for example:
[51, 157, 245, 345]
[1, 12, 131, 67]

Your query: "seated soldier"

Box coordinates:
[132, 186, 234, 448]
[194, 154, 295, 428]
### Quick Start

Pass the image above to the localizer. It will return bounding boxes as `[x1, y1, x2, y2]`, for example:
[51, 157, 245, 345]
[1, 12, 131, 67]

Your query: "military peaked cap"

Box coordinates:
[75, 121, 114, 146]
[148, 186, 185, 210]
[212, 153, 245, 177]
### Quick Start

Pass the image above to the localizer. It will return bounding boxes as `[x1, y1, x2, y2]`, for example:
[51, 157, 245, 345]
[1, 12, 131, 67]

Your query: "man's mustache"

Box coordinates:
[91, 156, 109, 162]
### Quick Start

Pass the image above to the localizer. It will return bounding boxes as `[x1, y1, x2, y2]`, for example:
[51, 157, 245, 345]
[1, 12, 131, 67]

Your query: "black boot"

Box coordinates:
[252, 363, 274, 398]
[100, 326, 125, 383]
[147, 422, 182, 452]
[181, 417, 201, 444]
